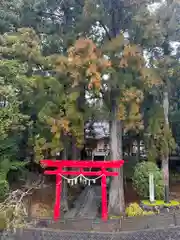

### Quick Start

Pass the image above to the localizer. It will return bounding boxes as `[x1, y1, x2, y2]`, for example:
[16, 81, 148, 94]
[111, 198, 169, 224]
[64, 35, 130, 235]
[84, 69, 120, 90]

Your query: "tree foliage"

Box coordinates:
[0, 0, 179, 216]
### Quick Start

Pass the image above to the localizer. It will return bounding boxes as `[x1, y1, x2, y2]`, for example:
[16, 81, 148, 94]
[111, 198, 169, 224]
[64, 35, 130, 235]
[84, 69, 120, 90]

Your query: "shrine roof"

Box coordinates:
[85, 121, 109, 139]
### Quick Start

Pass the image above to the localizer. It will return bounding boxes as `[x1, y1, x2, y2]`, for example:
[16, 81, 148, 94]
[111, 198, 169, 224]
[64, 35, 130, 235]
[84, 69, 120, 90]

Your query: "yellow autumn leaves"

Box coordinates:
[68, 38, 111, 90]
[47, 118, 70, 136]
[46, 36, 162, 146]
[53, 38, 111, 90]
[118, 88, 144, 132]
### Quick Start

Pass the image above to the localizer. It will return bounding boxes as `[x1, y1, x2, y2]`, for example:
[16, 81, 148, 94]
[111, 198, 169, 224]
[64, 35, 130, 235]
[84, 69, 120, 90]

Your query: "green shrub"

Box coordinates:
[0, 180, 9, 200]
[125, 203, 143, 216]
[0, 207, 14, 230]
[0, 213, 7, 230]
[125, 203, 155, 217]
[132, 161, 164, 199]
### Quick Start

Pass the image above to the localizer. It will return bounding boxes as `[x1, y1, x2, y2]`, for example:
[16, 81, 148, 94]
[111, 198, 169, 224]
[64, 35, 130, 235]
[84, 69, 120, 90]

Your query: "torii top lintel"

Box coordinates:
[40, 160, 124, 169]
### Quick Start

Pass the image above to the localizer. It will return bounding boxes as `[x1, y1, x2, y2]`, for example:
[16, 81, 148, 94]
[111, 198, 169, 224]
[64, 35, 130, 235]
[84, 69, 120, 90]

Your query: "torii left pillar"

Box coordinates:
[54, 172, 62, 220]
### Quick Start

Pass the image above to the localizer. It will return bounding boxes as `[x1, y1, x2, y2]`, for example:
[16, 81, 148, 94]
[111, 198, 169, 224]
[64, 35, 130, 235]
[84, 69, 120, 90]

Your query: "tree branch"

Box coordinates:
[99, 20, 112, 40]
[0, 178, 47, 233]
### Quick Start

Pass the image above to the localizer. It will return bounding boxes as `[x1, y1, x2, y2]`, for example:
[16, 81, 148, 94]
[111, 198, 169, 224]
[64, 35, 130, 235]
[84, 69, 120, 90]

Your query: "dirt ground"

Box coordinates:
[124, 182, 140, 204]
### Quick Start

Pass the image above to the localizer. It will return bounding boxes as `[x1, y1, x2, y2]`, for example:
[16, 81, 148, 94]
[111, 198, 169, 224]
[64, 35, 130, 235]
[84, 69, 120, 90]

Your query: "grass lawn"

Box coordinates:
[142, 200, 180, 207]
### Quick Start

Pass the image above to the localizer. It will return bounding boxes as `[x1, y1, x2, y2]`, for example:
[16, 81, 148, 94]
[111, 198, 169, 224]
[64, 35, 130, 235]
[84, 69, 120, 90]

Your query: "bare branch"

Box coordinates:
[0, 178, 47, 234]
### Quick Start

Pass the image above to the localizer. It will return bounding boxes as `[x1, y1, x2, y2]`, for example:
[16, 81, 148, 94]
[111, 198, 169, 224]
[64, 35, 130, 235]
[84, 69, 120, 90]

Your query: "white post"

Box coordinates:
[149, 173, 155, 203]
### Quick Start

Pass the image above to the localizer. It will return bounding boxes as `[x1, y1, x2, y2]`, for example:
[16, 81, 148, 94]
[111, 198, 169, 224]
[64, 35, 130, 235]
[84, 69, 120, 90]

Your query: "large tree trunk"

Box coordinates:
[61, 138, 69, 213]
[162, 89, 170, 203]
[108, 99, 125, 214]
[72, 137, 80, 160]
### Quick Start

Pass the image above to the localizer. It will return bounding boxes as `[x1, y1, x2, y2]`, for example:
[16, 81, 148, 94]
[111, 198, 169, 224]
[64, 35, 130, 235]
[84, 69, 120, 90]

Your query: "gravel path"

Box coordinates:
[64, 186, 101, 219]
[2, 226, 180, 240]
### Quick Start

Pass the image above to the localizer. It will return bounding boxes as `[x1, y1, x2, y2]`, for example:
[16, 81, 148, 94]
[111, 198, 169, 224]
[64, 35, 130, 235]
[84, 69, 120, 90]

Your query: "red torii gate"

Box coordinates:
[40, 159, 124, 221]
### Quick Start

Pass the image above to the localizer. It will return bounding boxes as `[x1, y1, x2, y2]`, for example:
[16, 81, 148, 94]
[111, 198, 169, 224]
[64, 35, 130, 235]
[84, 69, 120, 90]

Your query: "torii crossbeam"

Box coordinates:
[40, 159, 124, 221]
